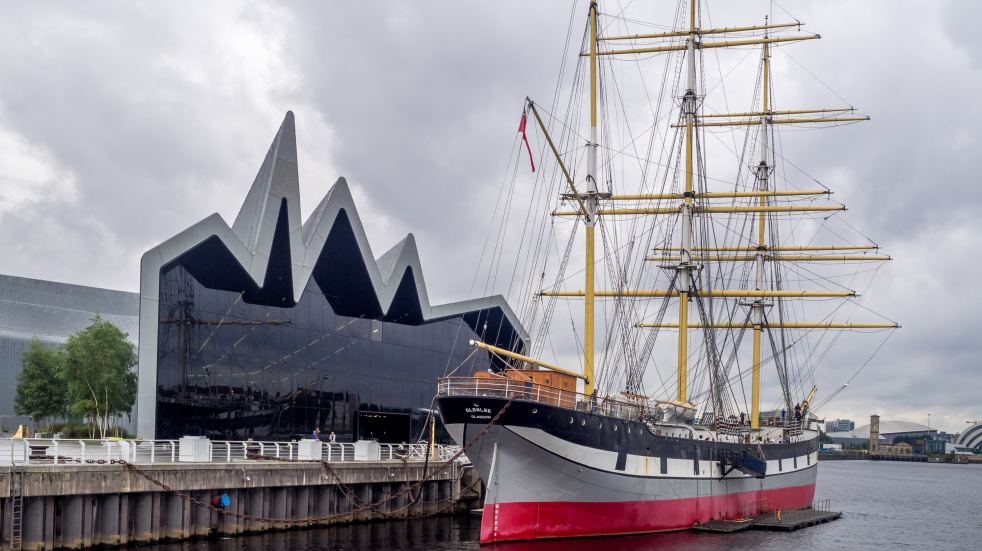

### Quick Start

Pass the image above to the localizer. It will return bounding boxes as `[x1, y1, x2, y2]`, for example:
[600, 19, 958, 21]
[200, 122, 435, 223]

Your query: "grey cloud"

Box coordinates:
[0, 1, 976, 432]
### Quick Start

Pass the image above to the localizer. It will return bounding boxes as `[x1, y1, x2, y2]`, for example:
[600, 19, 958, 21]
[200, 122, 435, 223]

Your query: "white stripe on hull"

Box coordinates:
[448, 422, 818, 505]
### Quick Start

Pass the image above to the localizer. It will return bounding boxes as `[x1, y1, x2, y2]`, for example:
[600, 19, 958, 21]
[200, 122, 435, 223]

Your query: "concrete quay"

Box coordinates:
[0, 459, 480, 550]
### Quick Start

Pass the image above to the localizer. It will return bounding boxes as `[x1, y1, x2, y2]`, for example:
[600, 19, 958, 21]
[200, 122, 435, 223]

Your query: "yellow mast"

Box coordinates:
[583, 2, 599, 395]
[751, 40, 771, 430]
[537, 3, 890, 428]
[676, 0, 698, 403]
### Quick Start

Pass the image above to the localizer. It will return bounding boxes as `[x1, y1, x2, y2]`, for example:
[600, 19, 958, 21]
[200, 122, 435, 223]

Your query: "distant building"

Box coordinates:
[869, 415, 881, 454]
[827, 419, 937, 449]
[956, 422, 982, 451]
[877, 441, 913, 456]
[825, 418, 854, 433]
[945, 443, 977, 455]
[925, 438, 947, 454]
[0, 274, 138, 432]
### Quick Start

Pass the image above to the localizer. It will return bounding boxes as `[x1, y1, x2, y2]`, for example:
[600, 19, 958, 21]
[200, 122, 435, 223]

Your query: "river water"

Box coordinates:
[149, 461, 980, 551]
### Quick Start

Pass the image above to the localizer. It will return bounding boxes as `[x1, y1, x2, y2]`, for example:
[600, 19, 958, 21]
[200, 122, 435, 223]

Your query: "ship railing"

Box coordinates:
[0, 438, 465, 466]
[437, 376, 645, 422]
[747, 496, 829, 519]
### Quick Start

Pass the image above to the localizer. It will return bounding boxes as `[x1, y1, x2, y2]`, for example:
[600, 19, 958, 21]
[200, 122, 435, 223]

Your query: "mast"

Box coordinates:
[676, 0, 698, 403]
[539, 5, 896, 427]
[750, 39, 771, 429]
[584, 1, 599, 395]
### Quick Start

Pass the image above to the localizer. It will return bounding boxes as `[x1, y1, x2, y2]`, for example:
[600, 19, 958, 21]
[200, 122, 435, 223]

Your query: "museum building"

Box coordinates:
[135, 112, 526, 442]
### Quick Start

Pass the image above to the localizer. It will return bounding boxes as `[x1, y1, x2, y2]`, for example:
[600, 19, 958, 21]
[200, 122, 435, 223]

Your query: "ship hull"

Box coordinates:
[437, 396, 818, 543]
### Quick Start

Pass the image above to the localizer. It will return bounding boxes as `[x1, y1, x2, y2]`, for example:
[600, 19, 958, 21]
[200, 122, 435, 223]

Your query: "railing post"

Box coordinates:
[79, 440, 86, 463]
[169, 441, 176, 463]
[53, 440, 59, 464]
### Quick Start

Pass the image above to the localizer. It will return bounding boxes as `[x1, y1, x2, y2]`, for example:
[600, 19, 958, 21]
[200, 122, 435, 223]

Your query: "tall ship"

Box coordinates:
[436, 0, 897, 543]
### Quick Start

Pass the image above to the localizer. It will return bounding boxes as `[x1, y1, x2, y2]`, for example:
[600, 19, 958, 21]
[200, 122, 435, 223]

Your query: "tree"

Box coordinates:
[14, 337, 67, 431]
[62, 315, 137, 438]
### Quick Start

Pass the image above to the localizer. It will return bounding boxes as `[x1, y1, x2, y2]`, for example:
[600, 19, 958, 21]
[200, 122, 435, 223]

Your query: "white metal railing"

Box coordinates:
[0, 438, 467, 467]
[438, 376, 645, 422]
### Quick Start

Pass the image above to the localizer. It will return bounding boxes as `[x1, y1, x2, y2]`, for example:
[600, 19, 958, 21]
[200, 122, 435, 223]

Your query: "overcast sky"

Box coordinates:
[1, 1, 978, 433]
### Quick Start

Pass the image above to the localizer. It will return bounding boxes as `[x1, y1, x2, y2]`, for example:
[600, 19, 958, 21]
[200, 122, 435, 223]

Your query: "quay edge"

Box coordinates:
[0, 461, 480, 550]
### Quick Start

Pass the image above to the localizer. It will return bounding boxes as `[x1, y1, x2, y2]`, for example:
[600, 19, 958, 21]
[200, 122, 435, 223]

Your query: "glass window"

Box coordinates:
[156, 264, 507, 441]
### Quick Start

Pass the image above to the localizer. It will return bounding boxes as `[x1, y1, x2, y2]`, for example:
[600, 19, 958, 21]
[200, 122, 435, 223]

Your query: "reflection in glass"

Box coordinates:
[156, 262, 508, 442]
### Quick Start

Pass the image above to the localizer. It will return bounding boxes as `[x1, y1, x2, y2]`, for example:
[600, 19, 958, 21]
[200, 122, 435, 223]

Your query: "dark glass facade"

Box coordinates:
[154, 204, 521, 442]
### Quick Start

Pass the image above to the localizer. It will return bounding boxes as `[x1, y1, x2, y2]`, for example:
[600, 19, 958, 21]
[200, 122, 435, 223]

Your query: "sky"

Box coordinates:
[0, 1, 979, 433]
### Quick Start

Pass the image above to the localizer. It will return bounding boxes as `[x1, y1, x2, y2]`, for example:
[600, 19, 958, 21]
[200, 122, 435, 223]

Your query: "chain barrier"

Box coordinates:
[118, 397, 514, 525]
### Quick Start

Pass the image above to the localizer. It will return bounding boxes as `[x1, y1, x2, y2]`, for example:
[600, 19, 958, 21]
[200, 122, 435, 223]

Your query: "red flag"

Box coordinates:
[518, 111, 536, 173]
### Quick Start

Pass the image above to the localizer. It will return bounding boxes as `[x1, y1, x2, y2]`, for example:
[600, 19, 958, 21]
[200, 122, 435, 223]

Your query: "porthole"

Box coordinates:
[569, 417, 574, 424]
[532, 408, 538, 414]
[582, 419, 586, 426]
[614, 425, 618, 432]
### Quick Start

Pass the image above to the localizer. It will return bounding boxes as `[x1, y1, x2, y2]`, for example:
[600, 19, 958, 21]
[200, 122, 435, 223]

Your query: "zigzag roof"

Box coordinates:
[141, 111, 525, 335]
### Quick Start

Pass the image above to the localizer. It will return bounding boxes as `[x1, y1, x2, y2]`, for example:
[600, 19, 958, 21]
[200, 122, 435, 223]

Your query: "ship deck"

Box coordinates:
[437, 375, 813, 445]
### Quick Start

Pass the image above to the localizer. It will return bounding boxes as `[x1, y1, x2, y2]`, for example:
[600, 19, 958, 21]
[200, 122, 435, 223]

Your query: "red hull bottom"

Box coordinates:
[480, 483, 816, 543]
